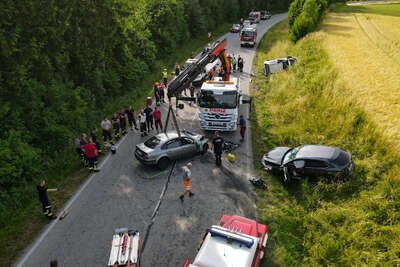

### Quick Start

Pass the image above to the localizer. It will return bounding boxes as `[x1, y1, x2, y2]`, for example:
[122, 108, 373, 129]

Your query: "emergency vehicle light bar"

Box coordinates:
[205, 81, 234, 84]
[209, 226, 254, 248]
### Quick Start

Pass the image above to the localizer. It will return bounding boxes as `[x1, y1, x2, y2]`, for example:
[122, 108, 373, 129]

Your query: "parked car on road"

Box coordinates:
[249, 11, 261, 24]
[231, 24, 241, 33]
[135, 130, 209, 170]
[260, 11, 271, 20]
[261, 145, 354, 183]
[243, 20, 252, 28]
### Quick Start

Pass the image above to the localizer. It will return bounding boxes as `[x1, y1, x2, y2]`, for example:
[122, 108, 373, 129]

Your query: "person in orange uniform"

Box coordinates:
[179, 162, 194, 202]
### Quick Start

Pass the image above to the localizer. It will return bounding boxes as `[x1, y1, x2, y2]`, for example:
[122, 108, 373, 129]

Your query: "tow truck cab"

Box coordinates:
[240, 27, 257, 47]
[198, 78, 239, 131]
[183, 214, 269, 267]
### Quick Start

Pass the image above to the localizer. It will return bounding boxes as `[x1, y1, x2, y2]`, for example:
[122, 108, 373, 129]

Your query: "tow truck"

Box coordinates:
[167, 39, 248, 132]
[183, 214, 269, 267]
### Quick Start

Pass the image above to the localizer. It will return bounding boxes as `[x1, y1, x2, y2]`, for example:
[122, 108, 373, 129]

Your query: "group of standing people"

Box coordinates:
[227, 54, 244, 73]
[209, 54, 245, 80]
[138, 106, 163, 137]
[75, 131, 100, 172]
[101, 106, 139, 144]
[153, 81, 166, 106]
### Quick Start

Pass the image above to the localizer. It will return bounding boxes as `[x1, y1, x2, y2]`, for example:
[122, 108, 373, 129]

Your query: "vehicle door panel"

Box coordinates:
[180, 137, 197, 157]
[165, 138, 183, 160]
[304, 160, 329, 177]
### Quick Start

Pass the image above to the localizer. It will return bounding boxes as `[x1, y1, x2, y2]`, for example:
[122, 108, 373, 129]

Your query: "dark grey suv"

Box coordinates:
[261, 145, 354, 183]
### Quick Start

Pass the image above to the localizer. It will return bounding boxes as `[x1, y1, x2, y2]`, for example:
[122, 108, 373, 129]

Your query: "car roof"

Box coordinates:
[155, 131, 200, 142]
[242, 27, 256, 32]
[155, 132, 180, 142]
[296, 145, 339, 160]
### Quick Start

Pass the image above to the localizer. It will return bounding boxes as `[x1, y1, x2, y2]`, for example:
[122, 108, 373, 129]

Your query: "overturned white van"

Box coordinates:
[263, 56, 297, 76]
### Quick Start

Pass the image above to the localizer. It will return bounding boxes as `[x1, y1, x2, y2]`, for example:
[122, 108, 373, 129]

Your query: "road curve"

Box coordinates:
[15, 13, 287, 267]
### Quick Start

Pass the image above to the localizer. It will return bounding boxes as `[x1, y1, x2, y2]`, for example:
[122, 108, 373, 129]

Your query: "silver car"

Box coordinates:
[135, 130, 209, 169]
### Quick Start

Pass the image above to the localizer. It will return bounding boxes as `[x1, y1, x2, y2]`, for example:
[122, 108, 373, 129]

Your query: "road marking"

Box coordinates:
[14, 133, 130, 267]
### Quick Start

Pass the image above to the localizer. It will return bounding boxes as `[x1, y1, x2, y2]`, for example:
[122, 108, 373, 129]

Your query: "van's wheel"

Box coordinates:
[157, 157, 170, 170]
[201, 143, 209, 155]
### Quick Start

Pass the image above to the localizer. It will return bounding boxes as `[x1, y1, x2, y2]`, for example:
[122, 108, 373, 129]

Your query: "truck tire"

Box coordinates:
[157, 157, 170, 170]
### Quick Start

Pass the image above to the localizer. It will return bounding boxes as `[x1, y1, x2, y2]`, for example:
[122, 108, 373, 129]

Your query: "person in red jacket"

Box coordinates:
[153, 107, 163, 133]
[82, 138, 99, 171]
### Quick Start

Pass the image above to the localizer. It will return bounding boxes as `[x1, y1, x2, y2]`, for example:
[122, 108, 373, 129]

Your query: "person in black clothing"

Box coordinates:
[75, 138, 84, 161]
[90, 128, 101, 152]
[80, 133, 89, 167]
[144, 105, 154, 131]
[212, 131, 224, 166]
[37, 179, 57, 219]
[189, 83, 196, 106]
[238, 55, 244, 73]
[126, 106, 138, 130]
[154, 82, 161, 106]
[175, 64, 180, 76]
[119, 111, 127, 135]
[112, 113, 120, 139]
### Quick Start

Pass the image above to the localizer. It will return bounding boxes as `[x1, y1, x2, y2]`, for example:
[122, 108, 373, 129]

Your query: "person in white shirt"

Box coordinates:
[138, 110, 147, 137]
[101, 118, 112, 142]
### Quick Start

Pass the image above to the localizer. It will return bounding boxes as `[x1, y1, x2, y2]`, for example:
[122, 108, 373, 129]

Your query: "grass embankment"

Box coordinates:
[1, 24, 229, 266]
[252, 14, 400, 267]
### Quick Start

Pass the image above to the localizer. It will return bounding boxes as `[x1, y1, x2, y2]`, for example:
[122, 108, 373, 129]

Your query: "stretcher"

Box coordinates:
[108, 228, 140, 267]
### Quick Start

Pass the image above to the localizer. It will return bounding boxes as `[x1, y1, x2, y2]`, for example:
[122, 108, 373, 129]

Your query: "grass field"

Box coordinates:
[323, 4, 400, 150]
[252, 6, 400, 266]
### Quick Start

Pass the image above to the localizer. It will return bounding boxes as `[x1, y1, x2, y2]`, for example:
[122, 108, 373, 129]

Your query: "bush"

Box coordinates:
[289, 0, 328, 42]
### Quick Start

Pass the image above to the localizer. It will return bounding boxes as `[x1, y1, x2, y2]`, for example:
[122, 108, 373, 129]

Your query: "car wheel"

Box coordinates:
[157, 157, 170, 170]
[201, 143, 209, 155]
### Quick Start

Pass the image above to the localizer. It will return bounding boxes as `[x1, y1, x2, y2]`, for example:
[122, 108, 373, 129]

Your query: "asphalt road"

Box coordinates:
[15, 13, 287, 267]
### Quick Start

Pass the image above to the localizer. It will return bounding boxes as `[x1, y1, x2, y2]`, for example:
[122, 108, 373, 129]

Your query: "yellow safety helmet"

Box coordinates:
[227, 153, 236, 163]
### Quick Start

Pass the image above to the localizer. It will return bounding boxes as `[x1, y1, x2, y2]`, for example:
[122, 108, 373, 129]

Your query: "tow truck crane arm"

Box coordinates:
[167, 39, 231, 100]
[164, 39, 231, 137]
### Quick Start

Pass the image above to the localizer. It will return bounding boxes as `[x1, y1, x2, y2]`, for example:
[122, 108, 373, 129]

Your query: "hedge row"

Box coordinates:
[288, 0, 331, 41]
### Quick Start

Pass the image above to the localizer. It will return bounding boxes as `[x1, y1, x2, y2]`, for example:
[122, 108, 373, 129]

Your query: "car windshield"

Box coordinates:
[199, 90, 238, 109]
[144, 136, 161, 149]
[282, 147, 300, 165]
[242, 31, 255, 37]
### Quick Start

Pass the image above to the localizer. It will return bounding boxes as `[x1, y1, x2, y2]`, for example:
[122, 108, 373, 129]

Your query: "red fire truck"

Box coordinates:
[240, 27, 257, 47]
[183, 214, 269, 267]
